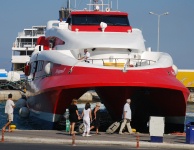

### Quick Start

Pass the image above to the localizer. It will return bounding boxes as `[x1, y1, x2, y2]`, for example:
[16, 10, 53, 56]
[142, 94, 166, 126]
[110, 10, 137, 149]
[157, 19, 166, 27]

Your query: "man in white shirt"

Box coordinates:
[119, 99, 132, 134]
[2, 94, 15, 132]
[80, 49, 90, 63]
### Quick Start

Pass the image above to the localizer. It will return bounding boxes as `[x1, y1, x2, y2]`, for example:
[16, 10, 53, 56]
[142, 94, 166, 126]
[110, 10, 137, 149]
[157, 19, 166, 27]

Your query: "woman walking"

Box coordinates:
[90, 102, 101, 135]
[82, 102, 92, 137]
[69, 99, 80, 135]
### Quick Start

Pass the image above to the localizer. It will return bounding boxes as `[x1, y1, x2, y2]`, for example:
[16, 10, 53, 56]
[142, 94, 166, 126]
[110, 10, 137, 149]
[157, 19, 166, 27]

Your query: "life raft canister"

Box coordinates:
[24, 64, 31, 76]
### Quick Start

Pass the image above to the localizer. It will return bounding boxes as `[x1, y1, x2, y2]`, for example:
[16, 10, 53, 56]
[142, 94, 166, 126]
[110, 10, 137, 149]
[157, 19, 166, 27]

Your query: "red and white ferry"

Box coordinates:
[25, 0, 189, 132]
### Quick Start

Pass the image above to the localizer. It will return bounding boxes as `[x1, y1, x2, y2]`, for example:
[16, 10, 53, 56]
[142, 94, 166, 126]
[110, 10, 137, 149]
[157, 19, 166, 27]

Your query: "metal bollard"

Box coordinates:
[136, 135, 139, 148]
[72, 133, 76, 146]
[1, 130, 4, 142]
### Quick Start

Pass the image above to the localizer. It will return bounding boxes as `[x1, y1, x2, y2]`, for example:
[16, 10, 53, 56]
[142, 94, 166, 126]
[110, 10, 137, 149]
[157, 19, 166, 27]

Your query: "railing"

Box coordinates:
[68, 57, 156, 74]
[13, 42, 36, 48]
[88, 58, 156, 67]
[18, 31, 45, 37]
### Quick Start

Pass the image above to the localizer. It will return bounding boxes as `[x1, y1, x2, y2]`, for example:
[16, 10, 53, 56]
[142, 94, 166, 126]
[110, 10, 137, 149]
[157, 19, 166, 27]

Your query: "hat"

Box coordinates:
[96, 102, 101, 107]
[126, 99, 131, 103]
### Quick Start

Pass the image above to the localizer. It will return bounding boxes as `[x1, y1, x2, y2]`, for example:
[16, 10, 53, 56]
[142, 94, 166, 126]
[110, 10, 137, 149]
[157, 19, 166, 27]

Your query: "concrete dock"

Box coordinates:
[1, 130, 194, 149]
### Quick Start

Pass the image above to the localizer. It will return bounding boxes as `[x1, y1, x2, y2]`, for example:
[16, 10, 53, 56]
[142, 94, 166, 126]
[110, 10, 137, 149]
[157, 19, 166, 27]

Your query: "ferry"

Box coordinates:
[24, 0, 189, 133]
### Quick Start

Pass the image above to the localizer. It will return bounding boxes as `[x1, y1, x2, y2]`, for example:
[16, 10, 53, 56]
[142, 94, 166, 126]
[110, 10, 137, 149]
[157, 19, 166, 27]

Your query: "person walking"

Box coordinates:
[69, 99, 80, 135]
[119, 99, 132, 134]
[90, 102, 101, 135]
[82, 102, 92, 137]
[2, 93, 15, 132]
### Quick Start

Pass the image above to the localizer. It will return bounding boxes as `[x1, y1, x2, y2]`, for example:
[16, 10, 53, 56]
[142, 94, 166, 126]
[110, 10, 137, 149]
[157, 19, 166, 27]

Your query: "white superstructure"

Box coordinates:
[11, 26, 46, 78]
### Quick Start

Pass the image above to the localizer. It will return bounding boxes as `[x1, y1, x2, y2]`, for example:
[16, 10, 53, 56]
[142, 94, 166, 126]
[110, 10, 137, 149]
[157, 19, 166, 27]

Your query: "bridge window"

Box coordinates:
[71, 14, 130, 26]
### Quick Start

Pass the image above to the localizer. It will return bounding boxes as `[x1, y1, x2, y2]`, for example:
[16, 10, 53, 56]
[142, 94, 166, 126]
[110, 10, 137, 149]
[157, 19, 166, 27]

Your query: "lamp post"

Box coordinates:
[149, 12, 169, 52]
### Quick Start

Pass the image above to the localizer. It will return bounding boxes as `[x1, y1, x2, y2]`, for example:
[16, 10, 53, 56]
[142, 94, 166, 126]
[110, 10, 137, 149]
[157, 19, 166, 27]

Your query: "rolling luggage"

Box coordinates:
[106, 121, 121, 134]
[78, 123, 85, 134]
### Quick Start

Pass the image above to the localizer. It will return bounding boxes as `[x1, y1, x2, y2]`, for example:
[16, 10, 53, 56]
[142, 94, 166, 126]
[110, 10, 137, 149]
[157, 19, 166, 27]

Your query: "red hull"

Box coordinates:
[27, 65, 189, 132]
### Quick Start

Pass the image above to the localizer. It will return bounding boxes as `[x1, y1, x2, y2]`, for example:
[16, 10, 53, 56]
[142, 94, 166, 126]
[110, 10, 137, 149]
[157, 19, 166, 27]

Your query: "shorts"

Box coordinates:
[7, 113, 13, 122]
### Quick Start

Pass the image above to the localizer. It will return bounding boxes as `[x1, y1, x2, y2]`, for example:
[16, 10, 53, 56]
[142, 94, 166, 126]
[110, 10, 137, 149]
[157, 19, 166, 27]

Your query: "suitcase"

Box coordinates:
[106, 121, 121, 134]
[78, 119, 95, 134]
[78, 123, 85, 134]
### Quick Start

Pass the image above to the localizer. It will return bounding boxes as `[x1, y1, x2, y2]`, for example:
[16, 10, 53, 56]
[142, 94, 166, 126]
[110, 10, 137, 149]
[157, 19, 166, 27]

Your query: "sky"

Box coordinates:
[0, 0, 194, 71]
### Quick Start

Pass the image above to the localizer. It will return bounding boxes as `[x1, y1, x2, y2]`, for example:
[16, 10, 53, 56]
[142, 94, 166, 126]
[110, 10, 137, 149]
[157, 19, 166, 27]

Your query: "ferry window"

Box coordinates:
[103, 16, 129, 26]
[31, 61, 38, 73]
[27, 51, 33, 56]
[72, 15, 130, 26]
[37, 61, 44, 72]
[66, 17, 71, 24]
[72, 15, 87, 25]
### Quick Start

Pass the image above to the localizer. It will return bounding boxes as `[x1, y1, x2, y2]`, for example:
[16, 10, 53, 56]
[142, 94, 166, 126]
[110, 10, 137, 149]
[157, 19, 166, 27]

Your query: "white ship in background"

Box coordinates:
[11, 26, 46, 79]
[0, 26, 45, 90]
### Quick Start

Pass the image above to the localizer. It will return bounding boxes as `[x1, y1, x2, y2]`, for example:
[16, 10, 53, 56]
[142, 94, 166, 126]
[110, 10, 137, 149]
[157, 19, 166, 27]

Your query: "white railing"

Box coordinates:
[13, 42, 36, 48]
[17, 31, 45, 37]
[68, 57, 156, 74]
[88, 58, 156, 67]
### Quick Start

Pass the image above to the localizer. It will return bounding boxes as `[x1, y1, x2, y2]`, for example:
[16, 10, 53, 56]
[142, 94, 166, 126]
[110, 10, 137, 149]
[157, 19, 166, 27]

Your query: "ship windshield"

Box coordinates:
[71, 14, 130, 26]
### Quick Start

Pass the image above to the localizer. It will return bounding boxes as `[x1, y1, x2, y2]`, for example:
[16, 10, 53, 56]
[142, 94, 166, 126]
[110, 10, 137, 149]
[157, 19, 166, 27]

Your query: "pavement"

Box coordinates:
[1, 130, 194, 149]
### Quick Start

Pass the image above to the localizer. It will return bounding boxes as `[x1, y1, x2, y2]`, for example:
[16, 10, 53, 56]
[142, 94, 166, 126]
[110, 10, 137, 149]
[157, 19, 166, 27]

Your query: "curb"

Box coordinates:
[4, 136, 194, 149]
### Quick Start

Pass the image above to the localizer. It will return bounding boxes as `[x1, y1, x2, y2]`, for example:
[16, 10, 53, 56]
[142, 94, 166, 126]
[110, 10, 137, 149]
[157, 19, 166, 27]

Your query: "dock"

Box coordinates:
[1, 130, 194, 149]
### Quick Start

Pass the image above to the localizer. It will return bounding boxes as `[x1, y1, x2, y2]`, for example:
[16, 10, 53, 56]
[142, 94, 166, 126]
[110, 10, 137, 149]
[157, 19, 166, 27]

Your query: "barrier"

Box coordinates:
[1, 130, 4, 142]
[136, 135, 139, 148]
[72, 133, 76, 146]
[186, 122, 194, 144]
[149, 116, 164, 143]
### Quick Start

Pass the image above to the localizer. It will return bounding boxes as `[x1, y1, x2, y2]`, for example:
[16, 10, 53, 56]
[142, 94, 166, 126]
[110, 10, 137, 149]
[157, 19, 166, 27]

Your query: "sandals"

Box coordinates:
[96, 133, 101, 135]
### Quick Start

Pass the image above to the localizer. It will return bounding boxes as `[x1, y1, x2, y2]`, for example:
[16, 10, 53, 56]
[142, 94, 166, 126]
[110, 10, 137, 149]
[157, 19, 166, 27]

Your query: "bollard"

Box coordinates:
[72, 133, 76, 146]
[136, 135, 139, 148]
[1, 130, 4, 142]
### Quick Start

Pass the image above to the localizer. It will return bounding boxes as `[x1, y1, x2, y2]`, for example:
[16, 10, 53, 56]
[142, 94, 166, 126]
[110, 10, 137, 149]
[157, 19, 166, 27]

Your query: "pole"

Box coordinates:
[72, 133, 76, 146]
[69, 0, 70, 13]
[117, 0, 118, 10]
[149, 12, 169, 52]
[136, 134, 139, 148]
[157, 15, 160, 52]
[1, 130, 4, 142]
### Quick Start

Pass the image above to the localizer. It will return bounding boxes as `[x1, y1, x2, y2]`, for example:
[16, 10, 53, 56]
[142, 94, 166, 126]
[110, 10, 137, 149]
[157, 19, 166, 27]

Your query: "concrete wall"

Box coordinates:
[0, 90, 22, 101]
[188, 92, 194, 102]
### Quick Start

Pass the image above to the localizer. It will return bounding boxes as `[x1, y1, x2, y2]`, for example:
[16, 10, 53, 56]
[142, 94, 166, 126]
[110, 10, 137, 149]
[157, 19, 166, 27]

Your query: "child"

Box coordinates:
[82, 102, 92, 136]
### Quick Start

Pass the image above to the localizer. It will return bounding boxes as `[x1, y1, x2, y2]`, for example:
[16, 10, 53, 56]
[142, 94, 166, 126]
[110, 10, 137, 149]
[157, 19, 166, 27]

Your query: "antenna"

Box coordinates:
[117, 0, 118, 10]
[69, 0, 70, 13]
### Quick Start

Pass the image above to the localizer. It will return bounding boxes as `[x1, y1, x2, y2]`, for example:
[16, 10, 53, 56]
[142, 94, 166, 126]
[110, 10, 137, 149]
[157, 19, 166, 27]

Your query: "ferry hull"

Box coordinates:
[27, 66, 189, 133]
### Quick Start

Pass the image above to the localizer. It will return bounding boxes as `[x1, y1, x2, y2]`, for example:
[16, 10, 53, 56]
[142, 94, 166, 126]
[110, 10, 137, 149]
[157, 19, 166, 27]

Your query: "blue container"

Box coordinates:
[150, 136, 163, 143]
[186, 122, 194, 144]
